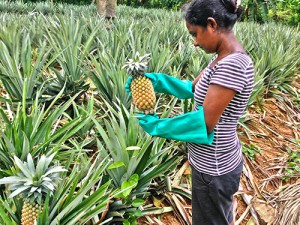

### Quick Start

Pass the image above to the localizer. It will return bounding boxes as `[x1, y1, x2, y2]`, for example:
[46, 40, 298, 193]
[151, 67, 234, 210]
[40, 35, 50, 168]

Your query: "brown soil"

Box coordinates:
[137, 75, 300, 225]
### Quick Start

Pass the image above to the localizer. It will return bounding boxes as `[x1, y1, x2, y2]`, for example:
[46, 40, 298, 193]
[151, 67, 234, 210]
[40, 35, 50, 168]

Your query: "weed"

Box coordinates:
[242, 142, 262, 160]
[283, 142, 300, 181]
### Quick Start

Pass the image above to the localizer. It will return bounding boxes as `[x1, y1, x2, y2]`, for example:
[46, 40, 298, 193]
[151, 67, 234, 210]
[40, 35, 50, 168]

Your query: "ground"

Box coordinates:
[138, 75, 300, 225]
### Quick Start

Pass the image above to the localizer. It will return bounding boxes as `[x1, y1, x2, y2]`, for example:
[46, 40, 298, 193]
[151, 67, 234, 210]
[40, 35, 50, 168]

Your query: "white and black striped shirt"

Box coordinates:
[188, 52, 254, 176]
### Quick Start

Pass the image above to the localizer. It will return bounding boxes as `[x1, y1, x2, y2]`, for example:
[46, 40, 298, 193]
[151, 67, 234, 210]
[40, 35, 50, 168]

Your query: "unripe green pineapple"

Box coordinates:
[0, 153, 66, 225]
[123, 52, 156, 114]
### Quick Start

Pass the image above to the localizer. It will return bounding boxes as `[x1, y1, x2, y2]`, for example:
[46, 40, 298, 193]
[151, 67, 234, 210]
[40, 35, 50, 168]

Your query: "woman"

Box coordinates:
[126, 0, 254, 224]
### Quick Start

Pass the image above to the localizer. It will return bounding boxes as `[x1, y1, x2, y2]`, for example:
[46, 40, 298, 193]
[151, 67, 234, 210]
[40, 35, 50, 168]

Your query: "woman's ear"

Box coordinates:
[207, 17, 218, 31]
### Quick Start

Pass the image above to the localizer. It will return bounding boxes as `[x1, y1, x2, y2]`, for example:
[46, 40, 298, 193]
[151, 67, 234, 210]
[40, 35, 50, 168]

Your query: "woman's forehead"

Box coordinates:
[186, 21, 202, 31]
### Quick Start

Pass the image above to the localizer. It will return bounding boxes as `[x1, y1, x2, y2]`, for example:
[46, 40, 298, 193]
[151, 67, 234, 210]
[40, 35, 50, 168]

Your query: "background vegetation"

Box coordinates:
[3, 0, 300, 25]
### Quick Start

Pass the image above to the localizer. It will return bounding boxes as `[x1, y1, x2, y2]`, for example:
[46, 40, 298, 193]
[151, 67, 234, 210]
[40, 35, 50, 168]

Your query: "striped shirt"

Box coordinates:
[188, 52, 254, 176]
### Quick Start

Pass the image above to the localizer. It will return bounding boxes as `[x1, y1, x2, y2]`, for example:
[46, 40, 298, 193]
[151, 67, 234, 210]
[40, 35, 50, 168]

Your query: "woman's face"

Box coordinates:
[185, 21, 217, 54]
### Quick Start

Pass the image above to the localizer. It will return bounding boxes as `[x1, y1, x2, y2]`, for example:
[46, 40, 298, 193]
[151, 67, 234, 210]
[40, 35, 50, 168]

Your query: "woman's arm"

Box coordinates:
[203, 84, 236, 133]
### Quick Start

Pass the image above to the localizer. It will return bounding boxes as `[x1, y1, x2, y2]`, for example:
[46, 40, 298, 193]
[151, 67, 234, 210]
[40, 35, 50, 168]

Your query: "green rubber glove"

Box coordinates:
[145, 73, 194, 99]
[125, 76, 132, 96]
[125, 73, 194, 99]
[137, 107, 214, 145]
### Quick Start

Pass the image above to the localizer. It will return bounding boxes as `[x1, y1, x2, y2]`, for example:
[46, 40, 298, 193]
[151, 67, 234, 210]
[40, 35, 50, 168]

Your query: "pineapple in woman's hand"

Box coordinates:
[123, 52, 156, 114]
[0, 153, 66, 225]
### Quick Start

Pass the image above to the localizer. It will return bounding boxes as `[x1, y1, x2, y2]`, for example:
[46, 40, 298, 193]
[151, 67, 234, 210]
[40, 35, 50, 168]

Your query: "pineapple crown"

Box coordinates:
[122, 52, 151, 77]
[0, 153, 66, 205]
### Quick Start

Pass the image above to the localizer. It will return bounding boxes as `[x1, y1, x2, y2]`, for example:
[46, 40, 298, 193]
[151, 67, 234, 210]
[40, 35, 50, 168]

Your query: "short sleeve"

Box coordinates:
[210, 57, 249, 93]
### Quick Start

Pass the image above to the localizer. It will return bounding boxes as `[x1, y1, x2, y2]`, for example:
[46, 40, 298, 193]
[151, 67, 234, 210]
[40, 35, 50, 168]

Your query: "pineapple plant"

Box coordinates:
[123, 52, 156, 114]
[0, 153, 66, 225]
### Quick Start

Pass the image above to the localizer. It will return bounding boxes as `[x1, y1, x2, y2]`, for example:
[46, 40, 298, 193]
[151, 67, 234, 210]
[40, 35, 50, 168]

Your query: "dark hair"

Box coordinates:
[185, 0, 243, 29]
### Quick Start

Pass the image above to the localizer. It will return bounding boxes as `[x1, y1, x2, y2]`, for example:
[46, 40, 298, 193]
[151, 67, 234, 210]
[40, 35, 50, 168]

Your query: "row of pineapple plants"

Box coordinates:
[0, 8, 299, 106]
[0, 2, 299, 225]
[0, 84, 181, 224]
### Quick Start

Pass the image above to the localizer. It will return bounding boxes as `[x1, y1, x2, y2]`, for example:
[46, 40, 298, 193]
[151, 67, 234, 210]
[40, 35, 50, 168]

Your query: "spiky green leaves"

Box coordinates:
[122, 52, 151, 77]
[0, 153, 66, 205]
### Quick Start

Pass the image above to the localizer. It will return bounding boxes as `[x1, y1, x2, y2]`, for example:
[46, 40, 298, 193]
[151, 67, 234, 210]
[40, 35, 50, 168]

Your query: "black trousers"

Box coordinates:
[191, 160, 243, 225]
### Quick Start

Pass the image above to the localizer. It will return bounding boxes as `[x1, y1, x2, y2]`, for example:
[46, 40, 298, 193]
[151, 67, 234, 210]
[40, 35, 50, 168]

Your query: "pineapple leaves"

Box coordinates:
[0, 199, 19, 225]
[26, 153, 36, 176]
[0, 153, 66, 207]
[0, 176, 27, 185]
[108, 161, 125, 170]
[9, 186, 31, 199]
[43, 166, 67, 178]
[13, 156, 32, 179]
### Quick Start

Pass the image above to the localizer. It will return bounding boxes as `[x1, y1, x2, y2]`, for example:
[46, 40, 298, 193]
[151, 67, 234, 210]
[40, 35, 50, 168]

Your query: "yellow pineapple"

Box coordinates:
[22, 201, 42, 225]
[123, 52, 156, 114]
[0, 153, 66, 225]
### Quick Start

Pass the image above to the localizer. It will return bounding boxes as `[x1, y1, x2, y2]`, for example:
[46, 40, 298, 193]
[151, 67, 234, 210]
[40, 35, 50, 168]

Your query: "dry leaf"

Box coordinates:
[153, 196, 163, 208]
[253, 200, 276, 225]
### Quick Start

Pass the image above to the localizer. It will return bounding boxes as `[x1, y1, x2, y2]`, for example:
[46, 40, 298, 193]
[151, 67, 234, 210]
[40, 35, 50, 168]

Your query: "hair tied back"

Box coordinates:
[220, 0, 241, 14]
[235, 0, 242, 13]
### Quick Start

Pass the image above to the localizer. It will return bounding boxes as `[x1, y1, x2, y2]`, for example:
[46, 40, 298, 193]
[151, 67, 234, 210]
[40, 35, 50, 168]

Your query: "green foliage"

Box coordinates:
[1, 0, 299, 25]
[0, 153, 66, 206]
[0, 33, 51, 103]
[93, 100, 180, 223]
[283, 143, 300, 181]
[36, 194, 50, 225]
[242, 142, 262, 160]
[269, 0, 300, 26]
[0, 194, 21, 224]
[242, 0, 270, 23]
[0, 88, 90, 178]
[94, 101, 179, 189]
[0, 153, 114, 225]
[235, 23, 300, 99]
[118, 0, 188, 9]
[242, 0, 300, 26]
[4, 0, 189, 10]
[43, 14, 99, 103]
[47, 155, 112, 225]
[13, 0, 92, 5]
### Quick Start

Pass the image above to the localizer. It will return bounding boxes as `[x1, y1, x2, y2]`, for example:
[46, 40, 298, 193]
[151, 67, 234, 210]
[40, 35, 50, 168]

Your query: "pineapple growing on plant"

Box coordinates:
[0, 153, 66, 225]
[123, 52, 156, 114]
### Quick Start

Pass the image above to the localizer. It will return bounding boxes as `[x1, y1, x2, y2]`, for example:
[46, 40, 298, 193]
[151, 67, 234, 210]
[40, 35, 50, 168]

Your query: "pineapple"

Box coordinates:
[123, 52, 156, 114]
[0, 153, 66, 225]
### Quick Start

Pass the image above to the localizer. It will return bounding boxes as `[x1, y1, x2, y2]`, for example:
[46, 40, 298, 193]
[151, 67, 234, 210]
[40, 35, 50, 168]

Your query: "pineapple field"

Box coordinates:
[0, 1, 299, 225]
